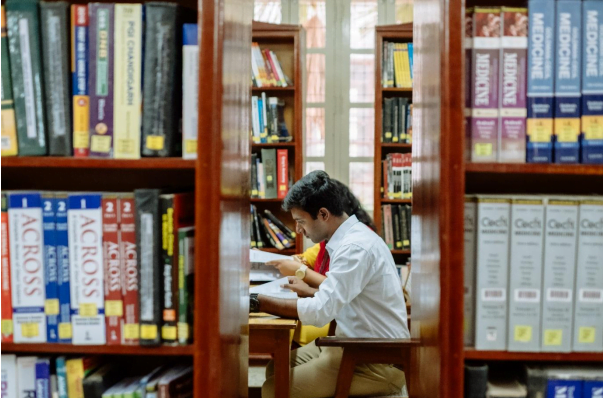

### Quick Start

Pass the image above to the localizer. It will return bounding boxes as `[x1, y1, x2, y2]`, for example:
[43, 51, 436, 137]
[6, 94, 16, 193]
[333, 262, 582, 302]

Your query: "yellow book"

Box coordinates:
[394, 43, 404, 88]
[66, 359, 85, 398]
[1, 6, 17, 156]
[399, 43, 411, 88]
[114, 4, 143, 159]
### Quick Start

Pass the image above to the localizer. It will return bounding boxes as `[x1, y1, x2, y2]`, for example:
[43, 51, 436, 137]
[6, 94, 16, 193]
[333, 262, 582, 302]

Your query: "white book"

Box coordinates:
[1, 355, 17, 398]
[68, 194, 106, 345]
[8, 192, 47, 343]
[182, 24, 199, 160]
[251, 96, 261, 142]
[257, 162, 266, 199]
[463, 196, 477, 347]
[17, 356, 37, 398]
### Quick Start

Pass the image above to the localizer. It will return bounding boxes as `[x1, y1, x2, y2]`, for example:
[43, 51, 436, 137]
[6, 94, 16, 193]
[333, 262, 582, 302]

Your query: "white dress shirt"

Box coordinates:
[297, 215, 410, 338]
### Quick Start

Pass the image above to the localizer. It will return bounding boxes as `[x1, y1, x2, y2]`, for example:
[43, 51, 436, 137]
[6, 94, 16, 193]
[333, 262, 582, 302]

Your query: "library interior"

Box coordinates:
[0, 0, 602, 397]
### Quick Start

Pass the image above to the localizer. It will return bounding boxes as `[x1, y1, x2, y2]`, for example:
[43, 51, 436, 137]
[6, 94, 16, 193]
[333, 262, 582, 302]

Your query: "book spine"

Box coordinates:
[1, 355, 17, 398]
[545, 379, 582, 398]
[160, 196, 177, 344]
[119, 194, 139, 345]
[1, 7, 18, 157]
[499, 7, 528, 163]
[383, 205, 394, 249]
[55, 194, 71, 343]
[392, 206, 402, 250]
[463, 197, 477, 347]
[251, 153, 259, 198]
[68, 193, 105, 345]
[527, 0, 555, 163]
[263, 210, 295, 241]
[399, 204, 410, 250]
[71, 5, 90, 158]
[583, 381, 603, 398]
[17, 357, 37, 398]
[252, 206, 265, 248]
[265, 219, 292, 248]
[8, 193, 46, 343]
[102, 195, 122, 345]
[182, 24, 198, 160]
[35, 359, 50, 398]
[89, 4, 115, 158]
[142, 4, 181, 157]
[277, 149, 288, 199]
[65, 359, 84, 398]
[554, 1, 582, 164]
[6, 1, 47, 156]
[261, 217, 283, 250]
[261, 149, 278, 199]
[41, 2, 71, 156]
[42, 193, 59, 343]
[135, 189, 162, 346]
[581, 2, 603, 164]
[114, 4, 142, 159]
[572, 198, 603, 352]
[541, 199, 579, 352]
[1, 193, 13, 342]
[475, 196, 510, 350]
[177, 227, 194, 345]
[507, 197, 545, 352]
[55, 357, 67, 398]
[466, 9, 473, 162]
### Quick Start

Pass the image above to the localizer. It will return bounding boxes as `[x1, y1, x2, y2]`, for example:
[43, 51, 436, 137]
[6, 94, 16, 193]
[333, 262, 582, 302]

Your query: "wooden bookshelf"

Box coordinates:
[2, 157, 195, 169]
[374, 24, 413, 260]
[464, 349, 603, 362]
[1, 343, 194, 357]
[251, 21, 304, 254]
[466, 162, 603, 176]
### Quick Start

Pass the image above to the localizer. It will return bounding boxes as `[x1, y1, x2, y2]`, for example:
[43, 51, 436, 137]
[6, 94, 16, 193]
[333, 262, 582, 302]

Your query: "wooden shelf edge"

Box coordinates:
[1, 157, 196, 170]
[251, 198, 283, 203]
[256, 247, 297, 255]
[380, 143, 412, 148]
[251, 142, 296, 148]
[381, 198, 412, 204]
[391, 249, 411, 255]
[382, 87, 413, 92]
[0, 343, 194, 356]
[464, 348, 603, 362]
[251, 86, 295, 92]
[465, 162, 603, 176]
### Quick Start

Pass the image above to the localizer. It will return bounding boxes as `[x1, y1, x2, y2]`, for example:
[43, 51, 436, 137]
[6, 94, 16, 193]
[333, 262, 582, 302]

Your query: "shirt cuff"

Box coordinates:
[297, 297, 316, 326]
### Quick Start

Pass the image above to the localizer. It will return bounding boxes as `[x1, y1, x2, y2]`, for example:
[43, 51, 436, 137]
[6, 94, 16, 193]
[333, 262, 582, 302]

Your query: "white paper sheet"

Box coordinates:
[249, 249, 293, 263]
[250, 263, 281, 282]
[250, 277, 298, 299]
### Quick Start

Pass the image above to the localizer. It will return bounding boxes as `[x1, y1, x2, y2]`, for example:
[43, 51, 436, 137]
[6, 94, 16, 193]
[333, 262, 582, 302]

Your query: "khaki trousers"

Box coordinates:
[262, 340, 405, 398]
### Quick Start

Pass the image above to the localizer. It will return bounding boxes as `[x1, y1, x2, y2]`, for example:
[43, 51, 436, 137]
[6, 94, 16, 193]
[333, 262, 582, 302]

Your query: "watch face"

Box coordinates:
[295, 269, 304, 279]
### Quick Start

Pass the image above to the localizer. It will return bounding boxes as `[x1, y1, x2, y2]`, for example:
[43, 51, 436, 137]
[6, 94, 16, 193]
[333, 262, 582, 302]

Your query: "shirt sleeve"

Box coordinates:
[297, 244, 372, 327]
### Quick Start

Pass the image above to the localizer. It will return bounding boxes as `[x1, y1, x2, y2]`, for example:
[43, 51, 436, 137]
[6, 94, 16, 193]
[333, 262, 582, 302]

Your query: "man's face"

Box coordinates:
[291, 207, 329, 243]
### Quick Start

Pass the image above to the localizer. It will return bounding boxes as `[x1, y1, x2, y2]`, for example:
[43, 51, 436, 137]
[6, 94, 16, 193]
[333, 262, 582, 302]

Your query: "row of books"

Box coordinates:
[251, 149, 290, 199]
[251, 42, 292, 88]
[250, 94, 291, 143]
[466, 4, 603, 164]
[464, 195, 603, 352]
[250, 206, 296, 251]
[381, 153, 412, 199]
[1, 190, 195, 346]
[0, 1, 201, 160]
[381, 204, 411, 251]
[381, 41, 414, 88]
[382, 99, 413, 144]
[464, 364, 603, 398]
[1, 355, 192, 398]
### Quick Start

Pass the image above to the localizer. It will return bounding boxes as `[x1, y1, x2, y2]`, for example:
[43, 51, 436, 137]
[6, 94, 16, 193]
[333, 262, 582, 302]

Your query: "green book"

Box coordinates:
[5, 0, 47, 156]
[177, 227, 195, 345]
[261, 148, 277, 199]
[1, 6, 18, 156]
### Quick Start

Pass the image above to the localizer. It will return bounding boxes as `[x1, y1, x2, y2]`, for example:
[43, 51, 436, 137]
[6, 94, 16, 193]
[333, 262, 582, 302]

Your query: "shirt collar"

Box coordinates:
[326, 215, 359, 255]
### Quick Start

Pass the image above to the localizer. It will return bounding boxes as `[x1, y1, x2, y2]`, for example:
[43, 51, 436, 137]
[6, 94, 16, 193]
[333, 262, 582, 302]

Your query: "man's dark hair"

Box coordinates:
[282, 171, 345, 218]
[332, 180, 377, 231]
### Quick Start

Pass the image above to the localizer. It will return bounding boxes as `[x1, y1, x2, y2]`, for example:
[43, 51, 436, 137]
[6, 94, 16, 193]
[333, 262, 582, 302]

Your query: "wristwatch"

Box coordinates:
[250, 293, 260, 313]
[295, 264, 308, 280]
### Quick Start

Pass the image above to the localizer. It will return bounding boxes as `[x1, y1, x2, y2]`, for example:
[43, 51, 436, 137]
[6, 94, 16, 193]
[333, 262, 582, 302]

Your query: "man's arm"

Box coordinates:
[258, 295, 299, 319]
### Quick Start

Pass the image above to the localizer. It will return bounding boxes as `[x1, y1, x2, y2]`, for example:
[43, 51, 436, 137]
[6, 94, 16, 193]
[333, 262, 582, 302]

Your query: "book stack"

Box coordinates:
[464, 195, 603, 353]
[0, 1, 200, 159]
[381, 41, 414, 88]
[0, 355, 193, 398]
[251, 42, 292, 88]
[0, 190, 195, 346]
[251, 94, 291, 143]
[250, 207, 296, 251]
[382, 153, 412, 199]
[251, 149, 290, 199]
[380, 204, 411, 251]
[382, 99, 413, 144]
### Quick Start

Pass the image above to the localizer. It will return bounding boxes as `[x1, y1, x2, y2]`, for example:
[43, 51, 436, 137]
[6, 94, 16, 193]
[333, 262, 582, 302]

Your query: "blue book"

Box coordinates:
[583, 379, 603, 398]
[55, 357, 68, 398]
[258, 98, 266, 143]
[581, 1, 603, 164]
[527, 0, 556, 163]
[554, 0, 582, 163]
[546, 378, 583, 398]
[42, 193, 59, 343]
[408, 43, 414, 81]
[55, 193, 71, 343]
[35, 358, 51, 398]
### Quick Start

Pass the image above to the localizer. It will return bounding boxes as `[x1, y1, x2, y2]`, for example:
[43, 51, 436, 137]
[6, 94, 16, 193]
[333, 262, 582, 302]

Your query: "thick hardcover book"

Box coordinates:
[71, 5, 90, 157]
[82, 364, 121, 398]
[88, 3, 114, 158]
[135, 189, 162, 346]
[584, 378, 603, 398]
[507, 197, 545, 352]
[464, 364, 488, 398]
[527, 0, 555, 163]
[554, 1, 582, 164]
[572, 198, 603, 352]
[42, 193, 59, 343]
[68, 193, 105, 345]
[475, 195, 510, 350]
[177, 227, 194, 345]
[6, 0, 48, 156]
[399, 204, 410, 250]
[251, 153, 259, 198]
[1, 7, 18, 157]
[383, 205, 394, 249]
[252, 206, 265, 248]
[392, 205, 402, 250]
[158, 367, 192, 398]
[40, 2, 71, 156]
[465, 8, 473, 162]
[1, 355, 17, 398]
[114, 4, 143, 159]
[263, 210, 295, 241]
[1, 193, 13, 342]
[524, 365, 546, 398]
[463, 197, 477, 347]
[182, 24, 198, 160]
[277, 149, 288, 199]
[55, 193, 71, 343]
[142, 3, 182, 157]
[102, 194, 122, 345]
[66, 358, 99, 398]
[470, 7, 501, 163]
[261, 149, 278, 199]
[55, 357, 68, 398]
[8, 193, 46, 343]
[545, 375, 582, 398]
[581, 1, 603, 164]
[119, 194, 139, 345]
[17, 357, 37, 398]
[383, 98, 393, 143]
[500, 7, 528, 163]
[35, 358, 51, 398]
[541, 198, 579, 352]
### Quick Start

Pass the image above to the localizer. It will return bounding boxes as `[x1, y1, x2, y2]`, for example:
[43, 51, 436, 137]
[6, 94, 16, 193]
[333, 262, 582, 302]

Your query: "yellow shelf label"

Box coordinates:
[392, 137, 399, 143]
[402, 240, 410, 246]
[474, 143, 493, 157]
[514, 325, 532, 343]
[79, 303, 98, 317]
[91, 135, 112, 153]
[162, 326, 177, 340]
[21, 322, 39, 338]
[105, 300, 123, 317]
[1, 319, 13, 336]
[124, 323, 140, 340]
[267, 175, 273, 182]
[177, 322, 190, 341]
[578, 326, 596, 344]
[396, 242, 402, 248]
[45, 299, 60, 315]
[185, 139, 198, 154]
[146, 135, 165, 151]
[141, 324, 158, 340]
[543, 329, 563, 346]
[59, 323, 72, 339]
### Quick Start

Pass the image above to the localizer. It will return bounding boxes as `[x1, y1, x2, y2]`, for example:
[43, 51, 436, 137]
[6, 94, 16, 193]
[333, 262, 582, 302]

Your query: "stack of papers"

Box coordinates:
[249, 249, 293, 282]
[250, 277, 298, 299]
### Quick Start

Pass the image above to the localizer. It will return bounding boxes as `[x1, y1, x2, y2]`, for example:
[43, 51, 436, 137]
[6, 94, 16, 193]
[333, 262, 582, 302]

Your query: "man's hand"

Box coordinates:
[266, 258, 302, 277]
[281, 276, 318, 298]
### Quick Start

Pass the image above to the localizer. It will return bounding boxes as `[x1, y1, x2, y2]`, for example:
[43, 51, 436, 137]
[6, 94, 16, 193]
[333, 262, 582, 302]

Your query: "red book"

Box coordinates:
[382, 159, 388, 199]
[1, 194, 13, 343]
[277, 149, 288, 199]
[119, 194, 139, 345]
[264, 49, 281, 85]
[102, 195, 122, 345]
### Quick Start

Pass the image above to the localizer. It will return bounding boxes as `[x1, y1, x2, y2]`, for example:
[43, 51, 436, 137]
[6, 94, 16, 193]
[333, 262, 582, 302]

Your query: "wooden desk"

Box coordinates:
[249, 313, 298, 397]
